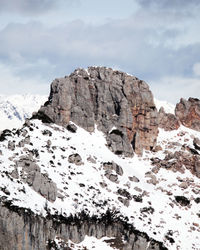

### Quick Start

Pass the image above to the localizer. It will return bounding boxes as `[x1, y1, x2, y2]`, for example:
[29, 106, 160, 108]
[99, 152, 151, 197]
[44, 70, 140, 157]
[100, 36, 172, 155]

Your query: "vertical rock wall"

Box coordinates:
[36, 67, 158, 156]
[0, 204, 166, 250]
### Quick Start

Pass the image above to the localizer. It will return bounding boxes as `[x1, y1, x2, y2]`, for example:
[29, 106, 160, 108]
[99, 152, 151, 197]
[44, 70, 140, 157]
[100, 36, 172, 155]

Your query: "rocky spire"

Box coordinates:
[175, 97, 200, 131]
[36, 67, 159, 156]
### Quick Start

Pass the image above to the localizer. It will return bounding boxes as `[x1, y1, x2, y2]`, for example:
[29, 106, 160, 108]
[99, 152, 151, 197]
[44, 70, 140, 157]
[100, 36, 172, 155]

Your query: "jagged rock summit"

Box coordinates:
[175, 97, 200, 131]
[36, 67, 158, 156]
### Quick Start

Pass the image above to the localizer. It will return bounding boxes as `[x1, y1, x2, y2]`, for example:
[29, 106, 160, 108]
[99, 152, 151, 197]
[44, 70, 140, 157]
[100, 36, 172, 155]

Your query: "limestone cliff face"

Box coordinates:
[0, 203, 166, 250]
[36, 67, 158, 156]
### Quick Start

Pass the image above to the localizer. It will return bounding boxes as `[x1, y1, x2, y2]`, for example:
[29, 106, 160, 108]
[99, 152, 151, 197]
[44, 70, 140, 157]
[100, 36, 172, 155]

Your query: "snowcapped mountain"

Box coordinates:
[0, 94, 47, 131]
[0, 67, 199, 250]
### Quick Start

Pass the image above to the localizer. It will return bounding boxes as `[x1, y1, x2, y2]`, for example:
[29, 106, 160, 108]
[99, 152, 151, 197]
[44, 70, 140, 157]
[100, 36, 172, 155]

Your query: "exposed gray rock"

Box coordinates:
[1, 187, 10, 195]
[36, 67, 159, 156]
[179, 182, 189, 189]
[129, 176, 140, 182]
[105, 173, 118, 183]
[24, 118, 31, 127]
[0, 205, 166, 250]
[47, 139, 52, 148]
[42, 129, 52, 136]
[117, 188, 132, 199]
[134, 187, 143, 192]
[10, 167, 19, 179]
[145, 173, 158, 185]
[8, 141, 15, 151]
[18, 136, 31, 147]
[151, 151, 200, 178]
[68, 153, 83, 165]
[87, 156, 96, 164]
[16, 157, 57, 202]
[103, 161, 123, 176]
[118, 197, 130, 207]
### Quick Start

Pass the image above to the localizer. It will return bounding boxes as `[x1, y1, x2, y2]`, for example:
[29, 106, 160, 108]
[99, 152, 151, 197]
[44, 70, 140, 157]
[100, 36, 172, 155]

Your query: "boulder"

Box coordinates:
[105, 173, 118, 183]
[128, 176, 140, 182]
[16, 157, 57, 202]
[103, 161, 123, 176]
[68, 153, 83, 165]
[175, 98, 200, 131]
[36, 67, 159, 156]
[175, 196, 190, 206]
[66, 123, 77, 133]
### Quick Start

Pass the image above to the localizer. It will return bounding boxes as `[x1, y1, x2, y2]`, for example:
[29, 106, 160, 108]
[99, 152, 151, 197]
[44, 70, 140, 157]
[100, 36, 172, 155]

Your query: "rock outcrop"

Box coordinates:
[0, 203, 167, 250]
[158, 107, 180, 131]
[151, 150, 200, 178]
[175, 98, 200, 131]
[15, 157, 57, 202]
[35, 67, 158, 156]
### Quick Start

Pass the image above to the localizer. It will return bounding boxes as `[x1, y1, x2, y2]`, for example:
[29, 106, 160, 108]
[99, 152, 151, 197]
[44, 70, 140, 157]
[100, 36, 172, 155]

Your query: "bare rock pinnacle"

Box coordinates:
[36, 67, 159, 156]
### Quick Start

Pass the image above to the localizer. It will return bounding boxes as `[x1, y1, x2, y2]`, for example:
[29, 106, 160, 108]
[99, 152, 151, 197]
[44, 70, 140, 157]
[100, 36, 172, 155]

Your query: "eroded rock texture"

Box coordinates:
[175, 98, 200, 131]
[15, 157, 57, 202]
[158, 107, 180, 131]
[36, 67, 158, 155]
[0, 204, 167, 250]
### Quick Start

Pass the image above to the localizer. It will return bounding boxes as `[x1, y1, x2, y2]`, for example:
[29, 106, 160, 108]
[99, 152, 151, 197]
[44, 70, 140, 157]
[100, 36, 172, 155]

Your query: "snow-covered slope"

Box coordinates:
[0, 94, 47, 131]
[154, 98, 175, 114]
[0, 119, 199, 249]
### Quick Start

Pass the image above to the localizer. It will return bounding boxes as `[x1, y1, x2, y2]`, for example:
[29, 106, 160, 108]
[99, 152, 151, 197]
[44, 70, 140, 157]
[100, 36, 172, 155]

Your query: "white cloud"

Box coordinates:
[151, 76, 200, 104]
[193, 62, 200, 77]
[137, 0, 200, 10]
[0, 0, 78, 15]
[0, 1, 199, 101]
[0, 63, 49, 95]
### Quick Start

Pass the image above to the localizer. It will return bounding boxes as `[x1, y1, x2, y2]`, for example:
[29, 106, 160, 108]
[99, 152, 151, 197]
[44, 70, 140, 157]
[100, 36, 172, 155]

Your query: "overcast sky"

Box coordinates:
[0, 0, 200, 103]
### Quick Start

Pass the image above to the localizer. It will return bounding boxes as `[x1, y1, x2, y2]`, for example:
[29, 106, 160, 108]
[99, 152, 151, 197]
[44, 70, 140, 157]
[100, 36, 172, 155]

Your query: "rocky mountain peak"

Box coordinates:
[175, 97, 200, 131]
[36, 67, 158, 156]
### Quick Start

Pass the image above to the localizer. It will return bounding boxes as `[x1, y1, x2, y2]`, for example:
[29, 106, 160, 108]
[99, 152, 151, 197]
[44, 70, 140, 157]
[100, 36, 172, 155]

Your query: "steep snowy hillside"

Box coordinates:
[0, 94, 47, 131]
[0, 119, 199, 249]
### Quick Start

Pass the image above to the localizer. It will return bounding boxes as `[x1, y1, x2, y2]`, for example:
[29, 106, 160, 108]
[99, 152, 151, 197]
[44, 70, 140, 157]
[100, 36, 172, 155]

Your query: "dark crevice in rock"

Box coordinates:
[131, 132, 136, 151]
[110, 129, 123, 137]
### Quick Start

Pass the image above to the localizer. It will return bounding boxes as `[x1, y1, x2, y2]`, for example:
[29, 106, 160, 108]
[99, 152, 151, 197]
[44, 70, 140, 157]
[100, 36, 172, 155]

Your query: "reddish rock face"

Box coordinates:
[158, 107, 180, 131]
[36, 67, 159, 156]
[175, 98, 200, 131]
